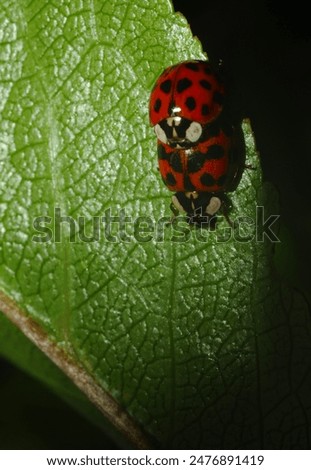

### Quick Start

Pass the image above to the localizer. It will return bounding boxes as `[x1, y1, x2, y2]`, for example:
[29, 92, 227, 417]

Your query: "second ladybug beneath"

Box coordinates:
[149, 60, 245, 227]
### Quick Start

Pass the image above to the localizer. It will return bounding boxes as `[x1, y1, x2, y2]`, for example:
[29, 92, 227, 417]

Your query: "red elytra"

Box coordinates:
[149, 60, 225, 127]
[157, 128, 232, 193]
[158, 123, 245, 194]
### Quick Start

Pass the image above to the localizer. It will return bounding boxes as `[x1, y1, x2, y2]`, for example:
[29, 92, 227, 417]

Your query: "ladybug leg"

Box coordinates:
[219, 193, 235, 227]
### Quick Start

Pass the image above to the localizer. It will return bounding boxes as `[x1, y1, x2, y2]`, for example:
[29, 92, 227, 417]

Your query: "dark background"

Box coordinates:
[172, 0, 311, 301]
[172, 0, 311, 227]
[1, 0, 311, 449]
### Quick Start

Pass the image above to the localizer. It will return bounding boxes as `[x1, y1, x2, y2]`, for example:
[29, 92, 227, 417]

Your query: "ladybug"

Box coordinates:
[150, 60, 225, 147]
[149, 60, 245, 227]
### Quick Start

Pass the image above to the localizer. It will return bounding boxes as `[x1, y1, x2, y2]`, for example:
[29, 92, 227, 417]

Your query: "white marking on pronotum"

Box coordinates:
[171, 195, 184, 213]
[206, 196, 221, 215]
[186, 121, 202, 142]
[154, 123, 167, 143]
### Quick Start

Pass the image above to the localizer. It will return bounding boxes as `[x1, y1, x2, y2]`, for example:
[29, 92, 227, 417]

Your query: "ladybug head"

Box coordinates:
[154, 116, 203, 148]
[171, 192, 222, 226]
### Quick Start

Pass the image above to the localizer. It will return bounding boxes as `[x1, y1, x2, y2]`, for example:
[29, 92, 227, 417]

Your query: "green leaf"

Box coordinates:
[1, 0, 311, 449]
[0, 314, 134, 448]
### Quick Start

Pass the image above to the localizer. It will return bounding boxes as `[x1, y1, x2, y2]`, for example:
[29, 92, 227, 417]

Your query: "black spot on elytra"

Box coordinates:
[160, 79, 172, 94]
[185, 96, 196, 111]
[185, 62, 200, 71]
[154, 98, 161, 113]
[200, 79, 212, 90]
[206, 144, 225, 159]
[188, 152, 206, 173]
[165, 173, 176, 186]
[200, 173, 216, 187]
[201, 104, 209, 116]
[170, 153, 183, 173]
[213, 91, 224, 105]
[177, 78, 192, 93]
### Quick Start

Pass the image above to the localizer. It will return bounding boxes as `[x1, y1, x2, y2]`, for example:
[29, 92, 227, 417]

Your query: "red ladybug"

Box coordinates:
[149, 60, 225, 140]
[149, 60, 245, 226]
